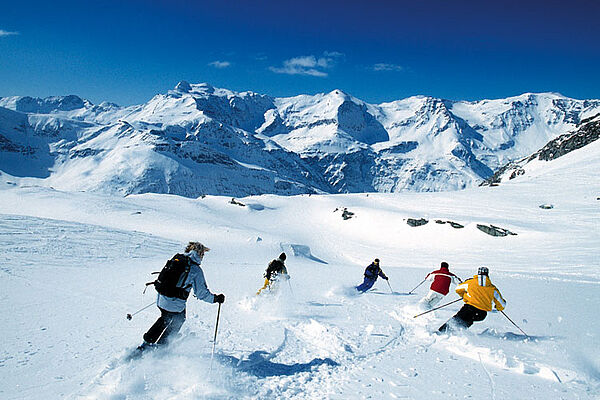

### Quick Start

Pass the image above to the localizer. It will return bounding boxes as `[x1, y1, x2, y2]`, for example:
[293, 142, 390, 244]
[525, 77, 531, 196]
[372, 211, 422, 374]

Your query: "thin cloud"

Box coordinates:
[208, 61, 232, 69]
[270, 52, 344, 77]
[0, 29, 19, 37]
[323, 51, 344, 58]
[372, 63, 404, 72]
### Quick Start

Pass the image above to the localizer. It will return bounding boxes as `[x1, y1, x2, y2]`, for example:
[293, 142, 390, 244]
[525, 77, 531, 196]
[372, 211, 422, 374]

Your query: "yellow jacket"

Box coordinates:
[455, 274, 506, 311]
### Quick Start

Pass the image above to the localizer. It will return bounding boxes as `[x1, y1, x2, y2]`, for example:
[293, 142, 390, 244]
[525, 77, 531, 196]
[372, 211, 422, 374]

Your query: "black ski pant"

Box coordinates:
[143, 307, 186, 345]
[438, 304, 487, 332]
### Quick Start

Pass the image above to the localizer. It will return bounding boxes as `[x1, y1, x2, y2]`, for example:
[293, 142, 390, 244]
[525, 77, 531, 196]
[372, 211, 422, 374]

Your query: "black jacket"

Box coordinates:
[364, 263, 387, 280]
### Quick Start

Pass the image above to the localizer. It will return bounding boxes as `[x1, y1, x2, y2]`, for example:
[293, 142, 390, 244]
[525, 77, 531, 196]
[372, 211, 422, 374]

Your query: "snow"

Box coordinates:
[0, 138, 599, 399]
[2, 86, 599, 196]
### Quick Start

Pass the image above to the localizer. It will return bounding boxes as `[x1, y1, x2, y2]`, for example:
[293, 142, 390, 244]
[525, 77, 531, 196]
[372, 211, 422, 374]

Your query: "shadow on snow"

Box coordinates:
[217, 351, 339, 378]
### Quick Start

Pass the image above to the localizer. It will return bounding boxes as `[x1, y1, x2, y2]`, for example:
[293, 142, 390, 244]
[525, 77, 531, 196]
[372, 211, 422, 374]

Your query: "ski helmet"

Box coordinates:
[279, 252, 287, 261]
[478, 266, 489, 276]
[441, 262, 449, 269]
[374, 258, 380, 264]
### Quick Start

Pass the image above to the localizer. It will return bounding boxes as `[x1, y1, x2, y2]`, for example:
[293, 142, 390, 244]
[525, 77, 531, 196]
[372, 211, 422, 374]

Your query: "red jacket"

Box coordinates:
[426, 268, 460, 295]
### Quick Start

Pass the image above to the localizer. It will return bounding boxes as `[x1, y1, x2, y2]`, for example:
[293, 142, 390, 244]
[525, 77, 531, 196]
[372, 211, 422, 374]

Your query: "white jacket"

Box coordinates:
[156, 251, 215, 312]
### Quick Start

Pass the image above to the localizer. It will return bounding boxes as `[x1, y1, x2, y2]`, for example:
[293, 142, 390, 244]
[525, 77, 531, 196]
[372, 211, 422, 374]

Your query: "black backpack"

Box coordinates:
[265, 259, 284, 280]
[145, 254, 192, 300]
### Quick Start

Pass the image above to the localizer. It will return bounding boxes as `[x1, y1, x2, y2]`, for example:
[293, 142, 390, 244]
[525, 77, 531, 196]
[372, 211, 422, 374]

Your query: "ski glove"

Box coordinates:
[213, 294, 225, 304]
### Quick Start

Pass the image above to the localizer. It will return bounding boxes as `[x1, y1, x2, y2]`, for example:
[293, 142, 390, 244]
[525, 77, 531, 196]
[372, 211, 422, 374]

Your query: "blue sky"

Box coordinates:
[1, 0, 598, 105]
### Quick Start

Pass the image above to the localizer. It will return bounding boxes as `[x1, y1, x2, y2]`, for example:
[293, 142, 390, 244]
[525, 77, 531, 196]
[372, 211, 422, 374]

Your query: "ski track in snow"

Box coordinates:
[1, 170, 599, 399]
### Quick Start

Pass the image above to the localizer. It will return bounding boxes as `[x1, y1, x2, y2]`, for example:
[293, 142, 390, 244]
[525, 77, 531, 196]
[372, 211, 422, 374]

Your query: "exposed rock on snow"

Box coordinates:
[230, 198, 246, 207]
[333, 207, 355, 220]
[435, 219, 464, 228]
[407, 218, 428, 227]
[341, 209, 354, 220]
[476, 224, 517, 237]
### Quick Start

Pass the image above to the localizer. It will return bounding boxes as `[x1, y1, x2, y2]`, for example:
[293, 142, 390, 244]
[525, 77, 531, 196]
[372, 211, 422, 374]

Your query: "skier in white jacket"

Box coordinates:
[139, 242, 224, 350]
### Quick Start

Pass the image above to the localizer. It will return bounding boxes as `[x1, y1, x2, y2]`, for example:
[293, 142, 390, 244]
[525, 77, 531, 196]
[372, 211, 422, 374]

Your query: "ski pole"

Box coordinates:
[413, 298, 462, 318]
[386, 280, 394, 294]
[288, 279, 295, 296]
[209, 302, 222, 373]
[408, 278, 427, 295]
[500, 310, 529, 338]
[126, 301, 155, 320]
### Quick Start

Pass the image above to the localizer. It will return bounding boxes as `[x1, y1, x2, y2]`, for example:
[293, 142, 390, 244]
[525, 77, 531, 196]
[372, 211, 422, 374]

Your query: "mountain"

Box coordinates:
[1, 83, 599, 197]
[481, 113, 600, 185]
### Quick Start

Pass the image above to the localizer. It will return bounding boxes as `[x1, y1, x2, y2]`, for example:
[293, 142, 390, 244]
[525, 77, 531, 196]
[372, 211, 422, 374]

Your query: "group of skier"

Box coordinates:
[356, 258, 506, 332]
[136, 241, 506, 352]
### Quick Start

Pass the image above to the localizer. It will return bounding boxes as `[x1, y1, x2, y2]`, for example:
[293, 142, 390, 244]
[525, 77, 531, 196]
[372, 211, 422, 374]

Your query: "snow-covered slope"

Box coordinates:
[1, 84, 599, 196]
[0, 129, 598, 399]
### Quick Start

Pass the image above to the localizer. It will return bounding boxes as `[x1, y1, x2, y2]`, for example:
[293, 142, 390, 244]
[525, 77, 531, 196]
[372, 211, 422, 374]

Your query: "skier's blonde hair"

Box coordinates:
[185, 241, 210, 254]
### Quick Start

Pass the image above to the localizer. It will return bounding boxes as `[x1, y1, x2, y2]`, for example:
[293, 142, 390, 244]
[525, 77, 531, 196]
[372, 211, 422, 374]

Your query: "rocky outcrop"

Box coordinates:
[482, 114, 600, 186]
[435, 220, 464, 228]
[537, 113, 600, 161]
[334, 207, 355, 220]
[476, 224, 517, 237]
[407, 218, 428, 227]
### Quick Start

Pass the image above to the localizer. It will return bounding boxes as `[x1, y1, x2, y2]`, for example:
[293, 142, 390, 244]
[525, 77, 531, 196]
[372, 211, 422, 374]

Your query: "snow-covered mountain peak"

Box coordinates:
[170, 81, 268, 103]
[0, 94, 92, 114]
[174, 80, 194, 93]
[324, 88, 364, 104]
[1, 82, 599, 197]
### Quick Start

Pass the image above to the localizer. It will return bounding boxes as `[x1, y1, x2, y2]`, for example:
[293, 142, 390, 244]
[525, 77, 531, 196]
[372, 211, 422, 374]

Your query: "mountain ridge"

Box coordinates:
[1, 82, 599, 197]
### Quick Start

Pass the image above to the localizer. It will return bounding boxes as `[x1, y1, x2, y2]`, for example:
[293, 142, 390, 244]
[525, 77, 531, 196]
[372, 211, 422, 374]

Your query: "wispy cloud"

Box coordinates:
[269, 52, 344, 77]
[372, 63, 404, 72]
[0, 29, 19, 37]
[208, 60, 232, 69]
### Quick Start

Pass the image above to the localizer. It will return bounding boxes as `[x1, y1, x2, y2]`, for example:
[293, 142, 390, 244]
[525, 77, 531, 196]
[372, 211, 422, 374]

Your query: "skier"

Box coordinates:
[418, 262, 462, 309]
[256, 252, 289, 295]
[356, 258, 388, 293]
[438, 266, 505, 332]
[138, 242, 225, 350]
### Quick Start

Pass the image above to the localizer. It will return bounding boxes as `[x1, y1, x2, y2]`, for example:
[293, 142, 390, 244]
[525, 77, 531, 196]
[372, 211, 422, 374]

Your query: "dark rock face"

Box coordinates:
[336, 100, 389, 145]
[537, 114, 600, 161]
[407, 218, 428, 227]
